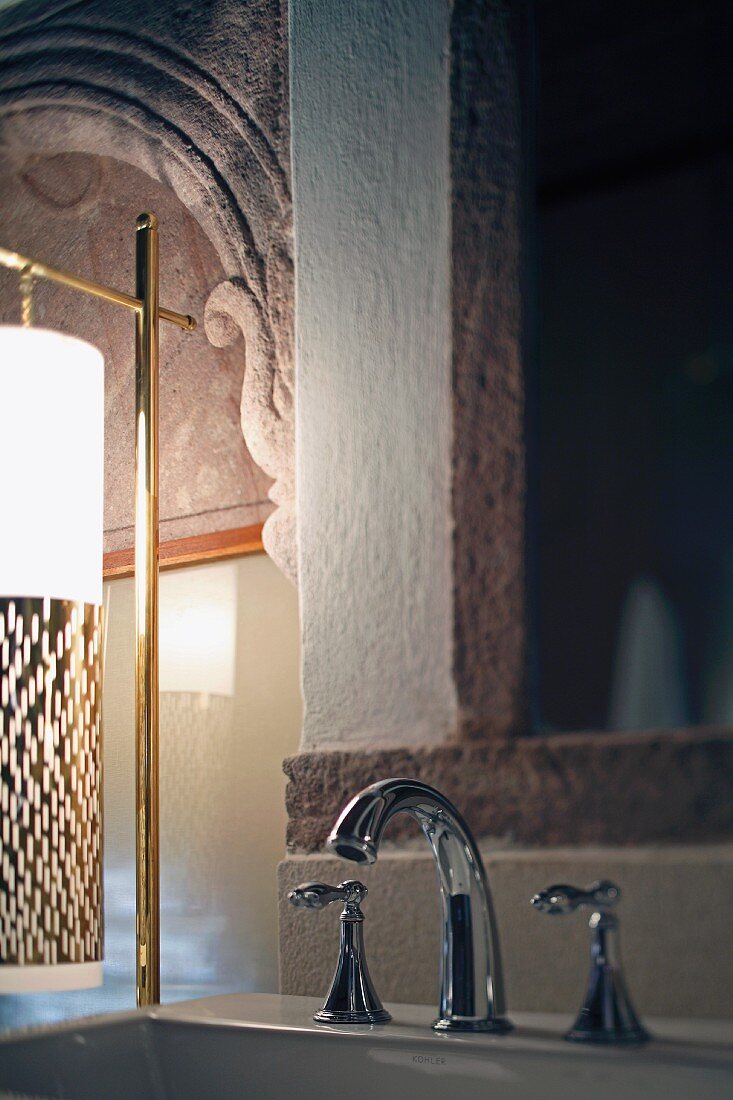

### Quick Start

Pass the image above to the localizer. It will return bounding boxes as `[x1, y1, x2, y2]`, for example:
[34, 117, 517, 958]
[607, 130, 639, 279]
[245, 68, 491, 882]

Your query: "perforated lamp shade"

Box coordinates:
[0, 326, 104, 993]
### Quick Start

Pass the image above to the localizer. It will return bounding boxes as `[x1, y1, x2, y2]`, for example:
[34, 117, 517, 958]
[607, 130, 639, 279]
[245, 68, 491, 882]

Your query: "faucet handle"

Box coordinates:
[530, 879, 620, 916]
[288, 880, 367, 915]
[531, 878, 648, 1045]
[287, 879, 390, 1025]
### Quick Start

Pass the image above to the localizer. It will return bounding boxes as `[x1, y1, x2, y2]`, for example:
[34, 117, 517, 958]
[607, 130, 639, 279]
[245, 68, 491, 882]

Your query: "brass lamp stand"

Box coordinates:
[0, 214, 196, 1007]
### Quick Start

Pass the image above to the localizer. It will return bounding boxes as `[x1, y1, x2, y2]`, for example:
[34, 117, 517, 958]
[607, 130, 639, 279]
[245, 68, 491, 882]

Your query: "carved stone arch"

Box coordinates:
[0, 0, 296, 581]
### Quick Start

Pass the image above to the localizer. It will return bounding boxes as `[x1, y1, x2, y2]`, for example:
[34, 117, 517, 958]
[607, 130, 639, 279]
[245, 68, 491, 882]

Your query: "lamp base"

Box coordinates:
[0, 962, 103, 994]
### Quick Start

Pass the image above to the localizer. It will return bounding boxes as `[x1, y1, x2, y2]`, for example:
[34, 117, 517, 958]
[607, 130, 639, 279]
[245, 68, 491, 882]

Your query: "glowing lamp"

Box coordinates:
[0, 325, 104, 992]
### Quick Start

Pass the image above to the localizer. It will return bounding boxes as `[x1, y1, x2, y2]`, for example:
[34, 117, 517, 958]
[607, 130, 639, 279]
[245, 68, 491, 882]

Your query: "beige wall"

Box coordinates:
[105, 552, 303, 998]
[279, 845, 733, 1020]
[1, 552, 302, 1030]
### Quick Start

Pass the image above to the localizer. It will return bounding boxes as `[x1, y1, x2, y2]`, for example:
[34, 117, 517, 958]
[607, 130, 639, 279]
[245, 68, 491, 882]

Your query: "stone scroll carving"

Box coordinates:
[205, 266, 296, 582]
[0, 0, 296, 581]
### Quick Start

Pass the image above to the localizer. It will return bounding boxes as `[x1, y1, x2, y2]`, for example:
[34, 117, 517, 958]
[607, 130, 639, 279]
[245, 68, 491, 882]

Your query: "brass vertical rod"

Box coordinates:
[134, 213, 161, 1007]
[19, 264, 33, 327]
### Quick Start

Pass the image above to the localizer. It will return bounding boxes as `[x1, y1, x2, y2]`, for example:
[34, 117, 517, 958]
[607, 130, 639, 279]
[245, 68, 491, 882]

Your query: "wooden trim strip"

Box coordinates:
[103, 522, 265, 579]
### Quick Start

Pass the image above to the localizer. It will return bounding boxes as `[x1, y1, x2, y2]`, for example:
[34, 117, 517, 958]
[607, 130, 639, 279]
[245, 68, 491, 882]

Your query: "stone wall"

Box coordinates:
[284, 729, 733, 851]
[285, 0, 733, 853]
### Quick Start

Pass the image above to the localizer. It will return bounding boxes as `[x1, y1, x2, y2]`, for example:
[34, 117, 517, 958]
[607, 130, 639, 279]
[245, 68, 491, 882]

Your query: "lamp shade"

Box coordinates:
[0, 326, 104, 993]
[0, 327, 103, 606]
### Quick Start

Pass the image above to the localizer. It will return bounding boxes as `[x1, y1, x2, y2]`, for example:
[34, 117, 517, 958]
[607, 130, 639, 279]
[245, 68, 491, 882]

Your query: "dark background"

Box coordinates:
[534, 0, 733, 730]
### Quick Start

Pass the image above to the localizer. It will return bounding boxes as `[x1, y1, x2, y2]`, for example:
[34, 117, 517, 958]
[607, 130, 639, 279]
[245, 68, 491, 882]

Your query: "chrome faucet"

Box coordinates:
[327, 777, 512, 1033]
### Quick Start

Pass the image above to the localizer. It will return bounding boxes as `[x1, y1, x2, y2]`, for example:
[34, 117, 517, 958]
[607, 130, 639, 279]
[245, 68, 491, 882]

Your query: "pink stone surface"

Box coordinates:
[0, 152, 273, 554]
[0, 0, 295, 578]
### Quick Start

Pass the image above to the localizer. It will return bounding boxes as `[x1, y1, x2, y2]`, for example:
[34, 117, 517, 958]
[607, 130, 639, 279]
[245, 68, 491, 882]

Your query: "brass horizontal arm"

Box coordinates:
[0, 245, 196, 332]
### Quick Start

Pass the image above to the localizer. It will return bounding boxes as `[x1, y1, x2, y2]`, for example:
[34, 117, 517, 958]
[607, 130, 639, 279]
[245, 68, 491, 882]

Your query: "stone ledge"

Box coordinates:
[284, 727, 733, 851]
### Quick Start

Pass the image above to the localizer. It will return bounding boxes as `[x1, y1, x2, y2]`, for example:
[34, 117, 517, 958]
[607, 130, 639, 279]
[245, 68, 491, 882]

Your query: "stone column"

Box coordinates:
[292, 0, 527, 758]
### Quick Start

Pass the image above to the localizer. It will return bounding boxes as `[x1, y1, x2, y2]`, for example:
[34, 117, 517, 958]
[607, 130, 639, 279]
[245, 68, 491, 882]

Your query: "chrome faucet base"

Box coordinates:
[563, 917, 649, 1046]
[566, 1021, 649, 1045]
[314, 1007, 392, 1025]
[532, 881, 649, 1046]
[288, 880, 391, 1027]
[433, 1016, 513, 1034]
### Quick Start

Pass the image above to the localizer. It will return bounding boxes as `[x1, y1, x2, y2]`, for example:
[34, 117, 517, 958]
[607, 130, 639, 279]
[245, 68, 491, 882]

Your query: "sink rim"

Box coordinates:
[154, 992, 733, 1051]
[1, 992, 732, 1065]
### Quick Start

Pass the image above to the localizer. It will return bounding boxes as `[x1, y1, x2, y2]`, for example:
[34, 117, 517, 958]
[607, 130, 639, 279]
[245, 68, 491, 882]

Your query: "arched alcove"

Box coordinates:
[0, 0, 296, 579]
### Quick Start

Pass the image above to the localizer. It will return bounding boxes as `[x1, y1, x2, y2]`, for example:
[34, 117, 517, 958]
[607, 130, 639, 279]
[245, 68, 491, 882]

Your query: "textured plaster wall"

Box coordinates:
[291, 0, 458, 750]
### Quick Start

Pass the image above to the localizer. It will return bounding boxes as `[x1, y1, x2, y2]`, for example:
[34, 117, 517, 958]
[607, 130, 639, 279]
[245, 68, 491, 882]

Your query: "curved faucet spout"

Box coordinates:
[327, 778, 512, 1033]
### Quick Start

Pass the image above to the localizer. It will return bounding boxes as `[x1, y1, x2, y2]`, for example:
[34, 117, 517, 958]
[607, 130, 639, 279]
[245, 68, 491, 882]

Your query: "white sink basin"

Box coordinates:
[1, 993, 731, 1099]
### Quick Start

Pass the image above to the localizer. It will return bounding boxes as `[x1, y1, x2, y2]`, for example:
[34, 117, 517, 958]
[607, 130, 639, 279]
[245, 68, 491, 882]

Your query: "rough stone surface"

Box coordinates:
[0, 152, 274, 551]
[0, 0, 296, 579]
[279, 845, 733, 1017]
[284, 728, 733, 851]
[451, 0, 528, 738]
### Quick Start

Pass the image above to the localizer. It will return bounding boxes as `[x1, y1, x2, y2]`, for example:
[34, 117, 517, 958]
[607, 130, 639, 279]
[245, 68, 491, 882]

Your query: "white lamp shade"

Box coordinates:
[0, 326, 104, 607]
[0, 325, 104, 994]
[160, 562, 238, 696]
